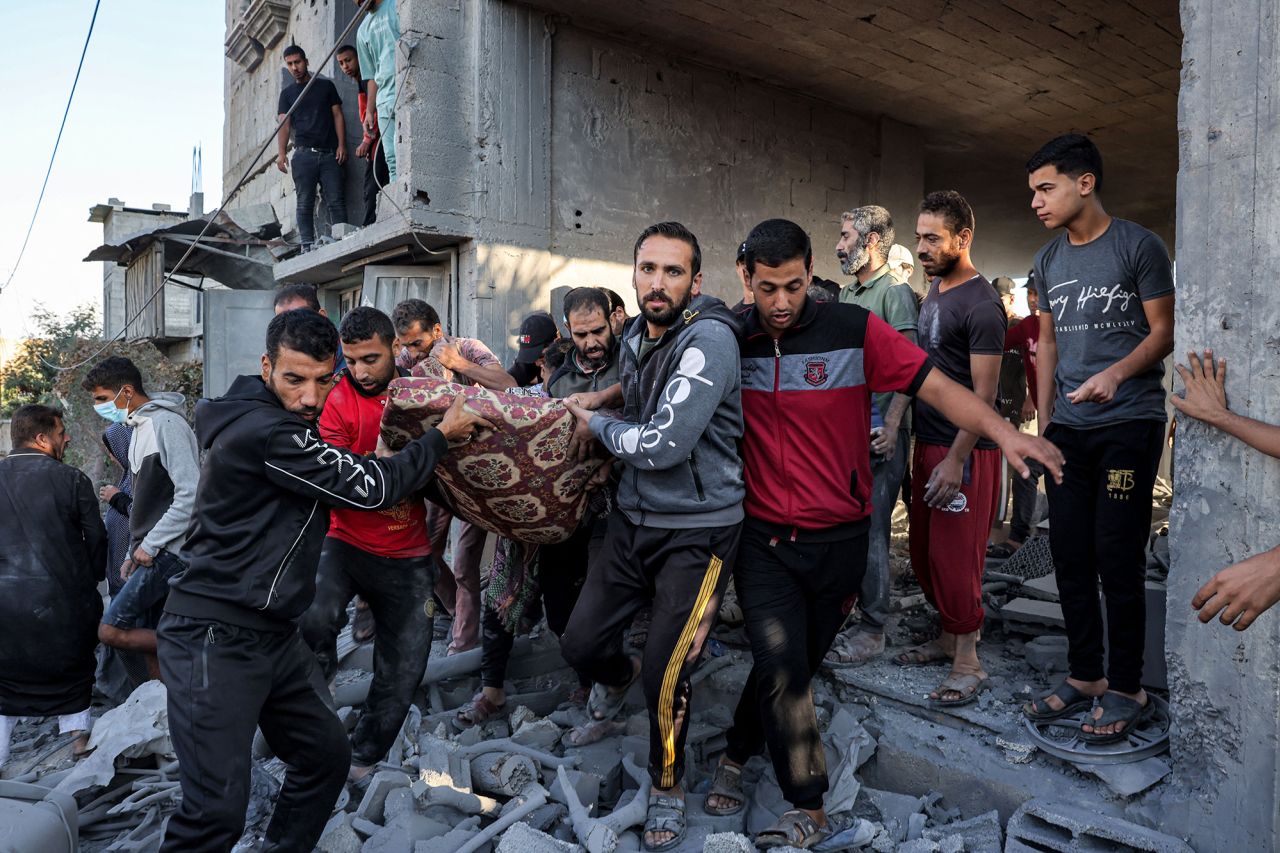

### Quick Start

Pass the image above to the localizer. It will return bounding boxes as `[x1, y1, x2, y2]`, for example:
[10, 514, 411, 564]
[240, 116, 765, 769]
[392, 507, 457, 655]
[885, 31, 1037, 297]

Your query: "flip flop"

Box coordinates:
[454, 693, 506, 730]
[588, 657, 640, 722]
[756, 808, 829, 850]
[702, 760, 745, 816]
[643, 791, 686, 851]
[1023, 680, 1095, 722]
[893, 642, 951, 667]
[930, 672, 990, 707]
[1079, 692, 1154, 744]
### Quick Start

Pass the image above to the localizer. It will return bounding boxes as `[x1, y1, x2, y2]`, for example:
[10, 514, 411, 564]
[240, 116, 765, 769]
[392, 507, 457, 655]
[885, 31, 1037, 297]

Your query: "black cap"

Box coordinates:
[515, 311, 558, 363]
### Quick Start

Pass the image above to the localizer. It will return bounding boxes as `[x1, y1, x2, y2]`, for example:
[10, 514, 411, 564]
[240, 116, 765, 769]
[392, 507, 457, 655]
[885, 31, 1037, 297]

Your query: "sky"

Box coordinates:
[0, 0, 225, 342]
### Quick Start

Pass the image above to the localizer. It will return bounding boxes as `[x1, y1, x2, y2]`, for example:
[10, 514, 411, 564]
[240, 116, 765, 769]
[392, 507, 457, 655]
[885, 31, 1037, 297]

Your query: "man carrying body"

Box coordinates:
[156, 310, 490, 851]
[701, 219, 1062, 848]
[300, 307, 434, 789]
[1021, 135, 1174, 742]
[899, 191, 1007, 708]
[826, 205, 919, 667]
[84, 357, 200, 680]
[392, 298, 515, 654]
[560, 222, 744, 851]
[991, 274, 1043, 558]
[336, 43, 389, 226]
[276, 45, 347, 252]
[458, 286, 623, 726]
[508, 310, 559, 388]
[356, 0, 400, 179]
[0, 406, 106, 765]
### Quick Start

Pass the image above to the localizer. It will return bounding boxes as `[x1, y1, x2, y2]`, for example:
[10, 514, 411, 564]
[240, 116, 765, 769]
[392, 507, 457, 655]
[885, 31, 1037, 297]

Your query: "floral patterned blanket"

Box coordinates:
[380, 376, 607, 544]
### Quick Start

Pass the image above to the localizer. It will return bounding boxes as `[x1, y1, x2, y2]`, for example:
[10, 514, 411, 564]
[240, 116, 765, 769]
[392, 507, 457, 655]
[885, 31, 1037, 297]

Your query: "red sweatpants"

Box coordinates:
[908, 442, 1001, 635]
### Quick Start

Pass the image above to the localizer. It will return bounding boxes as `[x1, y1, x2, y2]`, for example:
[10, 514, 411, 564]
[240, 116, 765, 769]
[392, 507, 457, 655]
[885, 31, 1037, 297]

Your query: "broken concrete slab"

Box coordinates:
[495, 821, 576, 853]
[471, 752, 538, 797]
[548, 768, 601, 814]
[863, 785, 922, 837]
[1020, 573, 1060, 602]
[563, 740, 625, 807]
[1007, 799, 1193, 852]
[1023, 635, 1070, 676]
[316, 813, 363, 853]
[897, 839, 939, 853]
[923, 809, 1003, 853]
[356, 770, 413, 824]
[412, 825, 479, 853]
[700, 831, 754, 853]
[362, 812, 453, 853]
[1075, 757, 1172, 798]
[1000, 599, 1066, 632]
[383, 786, 416, 821]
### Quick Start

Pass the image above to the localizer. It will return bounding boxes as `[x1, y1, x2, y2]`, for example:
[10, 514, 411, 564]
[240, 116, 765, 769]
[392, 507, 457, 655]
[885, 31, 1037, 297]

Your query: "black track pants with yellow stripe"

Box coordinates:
[561, 512, 741, 789]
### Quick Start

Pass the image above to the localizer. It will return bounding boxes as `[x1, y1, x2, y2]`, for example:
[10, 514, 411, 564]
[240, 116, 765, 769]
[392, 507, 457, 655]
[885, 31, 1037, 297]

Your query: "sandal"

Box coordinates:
[824, 631, 885, 668]
[1023, 680, 1095, 722]
[643, 791, 686, 852]
[1079, 692, 1153, 744]
[588, 657, 640, 722]
[454, 693, 506, 730]
[757, 808, 829, 850]
[893, 641, 951, 667]
[703, 760, 745, 816]
[352, 597, 376, 644]
[929, 672, 990, 707]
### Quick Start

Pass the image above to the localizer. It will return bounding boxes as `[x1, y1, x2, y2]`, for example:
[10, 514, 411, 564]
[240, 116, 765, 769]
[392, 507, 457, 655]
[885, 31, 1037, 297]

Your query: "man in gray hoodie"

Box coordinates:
[84, 358, 200, 679]
[562, 221, 744, 852]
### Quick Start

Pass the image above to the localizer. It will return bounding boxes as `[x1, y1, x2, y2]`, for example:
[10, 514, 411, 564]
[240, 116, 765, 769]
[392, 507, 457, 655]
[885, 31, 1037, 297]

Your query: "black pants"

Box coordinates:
[300, 537, 435, 767]
[561, 513, 740, 789]
[725, 520, 867, 810]
[1046, 420, 1163, 694]
[481, 520, 602, 689]
[158, 613, 349, 852]
[1009, 456, 1044, 543]
[292, 147, 346, 246]
[361, 146, 390, 226]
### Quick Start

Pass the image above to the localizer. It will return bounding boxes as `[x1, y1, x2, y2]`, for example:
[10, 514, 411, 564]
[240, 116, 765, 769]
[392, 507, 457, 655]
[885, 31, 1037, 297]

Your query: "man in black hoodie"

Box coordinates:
[157, 310, 490, 853]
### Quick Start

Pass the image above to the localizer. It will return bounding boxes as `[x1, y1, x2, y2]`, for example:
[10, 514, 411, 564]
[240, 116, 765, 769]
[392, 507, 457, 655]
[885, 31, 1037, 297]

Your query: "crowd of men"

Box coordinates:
[4, 132, 1280, 852]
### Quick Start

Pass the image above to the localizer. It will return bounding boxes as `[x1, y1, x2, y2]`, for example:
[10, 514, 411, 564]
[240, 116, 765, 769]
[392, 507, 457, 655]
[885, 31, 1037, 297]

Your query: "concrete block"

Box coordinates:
[383, 787, 415, 821]
[523, 801, 568, 832]
[700, 832, 754, 853]
[1020, 574, 1059, 602]
[356, 770, 413, 824]
[317, 812, 363, 853]
[563, 740, 624, 806]
[1074, 757, 1172, 798]
[548, 768, 601, 813]
[937, 835, 964, 853]
[361, 813, 452, 853]
[863, 786, 922, 837]
[1000, 598, 1066, 631]
[412, 826, 479, 853]
[511, 718, 562, 751]
[897, 840, 939, 853]
[352, 817, 382, 837]
[1006, 799, 1193, 852]
[1023, 635, 1070, 676]
[495, 821, 576, 853]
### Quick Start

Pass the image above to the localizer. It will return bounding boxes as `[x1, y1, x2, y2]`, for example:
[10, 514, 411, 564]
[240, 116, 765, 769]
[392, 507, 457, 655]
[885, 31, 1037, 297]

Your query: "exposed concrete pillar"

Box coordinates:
[1166, 0, 1280, 849]
[872, 117, 925, 291]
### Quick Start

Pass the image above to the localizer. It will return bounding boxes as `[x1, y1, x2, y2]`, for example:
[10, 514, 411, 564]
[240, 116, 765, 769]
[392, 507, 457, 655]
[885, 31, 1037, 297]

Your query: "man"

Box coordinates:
[276, 45, 348, 251]
[701, 219, 1062, 849]
[560, 222, 744, 851]
[392, 298, 514, 654]
[509, 310, 559, 388]
[603, 287, 630, 337]
[300, 306, 434, 789]
[734, 240, 753, 308]
[991, 274, 1043, 558]
[336, 44, 390, 227]
[458, 287, 622, 727]
[0, 406, 106, 765]
[274, 282, 325, 315]
[826, 205, 920, 668]
[1022, 134, 1175, 742]
[888, 242, 916, 285]
[1173, 350, 1280, 630]
[156, 310, 490, 851]
[356, 0, 400, 179]
[84, 357, 199, 680]
[992, 276, 1029, 427]
[898, 191, 1006, 708]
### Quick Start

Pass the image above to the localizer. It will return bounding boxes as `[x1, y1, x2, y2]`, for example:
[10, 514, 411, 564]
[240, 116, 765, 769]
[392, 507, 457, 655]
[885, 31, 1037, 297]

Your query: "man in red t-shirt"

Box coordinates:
[998, 274, 1044, 554]
[300, 306, 433, 788]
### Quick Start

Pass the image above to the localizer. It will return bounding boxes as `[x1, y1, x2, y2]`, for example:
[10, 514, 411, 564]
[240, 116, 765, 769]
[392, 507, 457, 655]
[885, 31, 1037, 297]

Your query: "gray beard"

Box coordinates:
[840, 245, 870, 277]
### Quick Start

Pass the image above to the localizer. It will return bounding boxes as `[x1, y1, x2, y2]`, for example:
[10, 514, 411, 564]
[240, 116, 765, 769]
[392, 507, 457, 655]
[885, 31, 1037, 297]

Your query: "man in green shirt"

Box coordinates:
[828, 205, 920, 666]
[356, 0, 400, 179]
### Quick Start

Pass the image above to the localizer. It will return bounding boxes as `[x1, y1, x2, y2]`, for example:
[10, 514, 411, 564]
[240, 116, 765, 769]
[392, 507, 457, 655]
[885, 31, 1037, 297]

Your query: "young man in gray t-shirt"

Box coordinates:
[1021, 135, 1175, 744]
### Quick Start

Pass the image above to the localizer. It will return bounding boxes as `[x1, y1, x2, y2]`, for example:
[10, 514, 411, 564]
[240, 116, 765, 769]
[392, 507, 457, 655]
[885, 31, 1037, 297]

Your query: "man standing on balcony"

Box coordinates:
[276, 45, 348, 252]
[357, 0, 401, 180]
[337, 44, 390, 226]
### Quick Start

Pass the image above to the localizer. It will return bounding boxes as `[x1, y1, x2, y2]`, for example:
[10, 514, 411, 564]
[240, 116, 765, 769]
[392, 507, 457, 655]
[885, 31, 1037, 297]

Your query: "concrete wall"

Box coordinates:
[223, 0, 369, 241]
[96, 207, 189, 340]
[1164, 0, 1280, 849]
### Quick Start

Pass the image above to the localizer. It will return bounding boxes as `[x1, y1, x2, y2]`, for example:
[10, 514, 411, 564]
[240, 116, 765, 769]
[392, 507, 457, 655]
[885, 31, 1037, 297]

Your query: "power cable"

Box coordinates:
[43, 0, 376, 372]
[0, 0, 102, 295]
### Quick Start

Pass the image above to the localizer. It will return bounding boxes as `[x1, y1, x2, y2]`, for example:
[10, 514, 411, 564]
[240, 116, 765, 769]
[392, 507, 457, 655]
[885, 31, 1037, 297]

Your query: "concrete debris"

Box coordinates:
[1000, 598, 1066, 632]
[356, 770, 413, 824]
[897, 839, 940, 853]
[995, 733, 1038, 764]
[1075, 757, 1173, 798]
[1007, 799, 1193, 852]
[907, 811, 927, 840]
[701, 832, 755, 853]
[923, 809, 1003, 853]
[548, 767, 602, 813]
[496, 820, 577, 852]
[54, 680, 172, 795]
[317, 812, 363, 853]
[362, 812, 454, 853]
[1023, 635, 1070, 676]
[472, 751, 538, 797]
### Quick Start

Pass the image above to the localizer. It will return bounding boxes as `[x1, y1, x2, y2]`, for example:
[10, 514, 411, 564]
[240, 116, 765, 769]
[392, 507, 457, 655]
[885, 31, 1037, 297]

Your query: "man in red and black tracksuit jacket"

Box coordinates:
[300, 306, 434, 789]
[704, 220, 1065, 848]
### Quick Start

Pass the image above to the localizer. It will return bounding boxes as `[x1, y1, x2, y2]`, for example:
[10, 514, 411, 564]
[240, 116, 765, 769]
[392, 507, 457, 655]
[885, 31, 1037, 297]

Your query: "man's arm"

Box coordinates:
[138, 420, 202, 560]
[364, 79, 379, 134]
[1171, 350, 1280, 458]
[915, 369, 1064, 484]
[1036, 311, 1057, 434]
[436, 340, 517, 391]
[1193, 544, 1280, 631]
[75, 471, 109, 583]
[1068, 293, 1175, 404]
[878, 287, 921, 454]
[332, 103, 348, 165]
[923, 353, 1002, 507]
[276, 115, 291, 173]
[568, 324, 738, 471]
[564, 383, 624, 462]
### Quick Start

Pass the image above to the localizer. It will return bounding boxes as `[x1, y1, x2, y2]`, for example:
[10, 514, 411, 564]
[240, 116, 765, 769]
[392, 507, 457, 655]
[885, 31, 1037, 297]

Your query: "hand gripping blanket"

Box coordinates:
[380, 376, 606, 544]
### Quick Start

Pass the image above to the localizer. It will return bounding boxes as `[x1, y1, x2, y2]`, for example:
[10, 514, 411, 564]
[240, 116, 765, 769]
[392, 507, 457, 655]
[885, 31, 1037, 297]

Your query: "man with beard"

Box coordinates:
[156, 310, 491, 852]
[455, 286, 621, 728]
[560, 222, 744, 851]
[826, 205, 920, 668]
[300, 306, 435, 790]
[0, 405, 107, 766]
[899, 191, 1007, 708]
[700, 219, 1062, 849]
